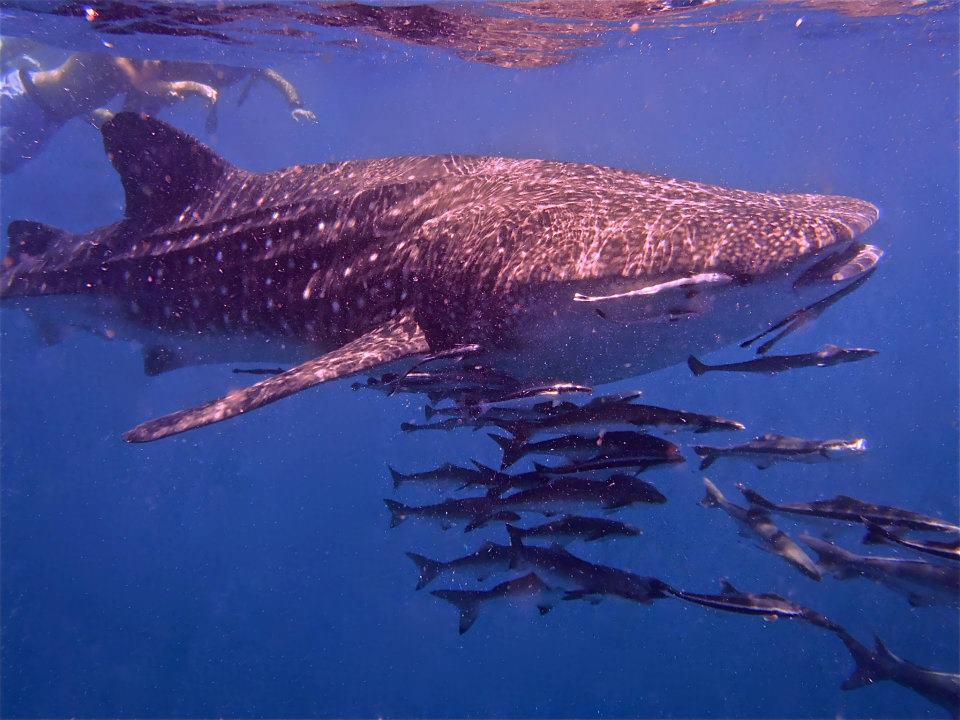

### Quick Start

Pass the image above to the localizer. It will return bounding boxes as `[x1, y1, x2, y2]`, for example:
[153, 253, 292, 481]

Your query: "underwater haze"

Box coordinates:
[1, 1, 958, 718]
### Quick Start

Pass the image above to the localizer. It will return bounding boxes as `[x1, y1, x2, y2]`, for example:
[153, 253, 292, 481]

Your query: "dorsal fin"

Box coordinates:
[100, 112, 235, 227]
[719, 579, 741, 596]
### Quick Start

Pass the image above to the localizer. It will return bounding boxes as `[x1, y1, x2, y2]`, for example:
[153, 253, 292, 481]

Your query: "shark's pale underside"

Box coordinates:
[0, 113, 882, 442]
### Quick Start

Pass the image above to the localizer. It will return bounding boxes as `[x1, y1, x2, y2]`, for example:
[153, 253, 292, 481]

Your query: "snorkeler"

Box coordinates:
[0, 45, 316, 174]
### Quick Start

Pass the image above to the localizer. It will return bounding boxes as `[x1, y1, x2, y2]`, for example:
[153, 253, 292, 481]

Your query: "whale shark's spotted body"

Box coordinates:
[1, 113, 881, 442]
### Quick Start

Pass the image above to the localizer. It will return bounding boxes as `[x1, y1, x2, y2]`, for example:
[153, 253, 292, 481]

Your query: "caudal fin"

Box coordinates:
[384, 499, 411, 528]
[739, 485, 775, 510]
[388, 465, 406, 490]
[800, 534, 855, 576]
[431, 590, 481, 634]
[831, 627, 887, 690]
[700, 478, 724, 508]
[693, 446, 717, 470]
[488, 433, 524, 469]
[687, 355, 711, 377]
[861, 518, 897, 546]
[405, 552, 445, 590]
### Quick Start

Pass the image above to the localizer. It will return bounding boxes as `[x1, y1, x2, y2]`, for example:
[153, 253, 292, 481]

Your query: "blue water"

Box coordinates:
[1, 2, 958, 717]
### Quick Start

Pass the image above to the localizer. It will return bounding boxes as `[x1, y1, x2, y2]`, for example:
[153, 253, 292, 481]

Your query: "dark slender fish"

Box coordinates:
[701, 479, 821, 581]
[829, 626, 960, 717]
[383, 497, 519, 531]
[694, 433, 866, 470]
[688, 344, 878, 376]
[495, 399, 745, 440]
[862, 520, 960, 562]
[741, 487, 960, 534]
[431, 573, 557, 634]
[506, 516, 641, 546]
[531, 454, 682, 480]
[664, 578, 835, 625]
[232, 366, 285, 375]
[741, 268, 876, 355]
[802, 534, 960, 607]
[400, 418, 478, 433]
[387, 462, 488, 491]
[488, 430, 681, 469]
[491, 475, 666, 524]
[405, 542, 515, 590]
[507, 538, 667, 605]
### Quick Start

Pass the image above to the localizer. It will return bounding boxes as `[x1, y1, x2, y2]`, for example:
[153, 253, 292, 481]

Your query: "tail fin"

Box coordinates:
[488, 433, 524, 469]
[405, 552, 445, 590]
[861, 519, 897, 546]
[831, 627, 887, 690]
[7, 220, 69, 261]
[693, 446, 717, 470]
[424, 405, 438, 420]
[430, 590, 481, 634]
[739, 485, 775, 509]
[491, 419, 527, 439]
[384, 499, 411, 528]
[700, 478, 724, 508]
[800, 534, 854, 576]
[388, 465, 406, 490]
[687, 355, 711, 377]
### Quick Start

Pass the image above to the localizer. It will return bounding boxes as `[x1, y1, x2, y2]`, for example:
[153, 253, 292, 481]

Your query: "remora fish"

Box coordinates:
[741, 486, 960, 535]
[506, 516, 641, 546]
[802, 534, 960, 607]
[531, 455, 681, 480]
[664, 578, 835, 625]
[405, 542, 515, 590]
[494, 399, 745, 440]
[431, 573, 558, 634]
[862, 520, 960, 562]
[493, 475, 666, 523]
[387, 462, 488, 491]
[488, 430, 681, 469]
[383, 497, 519, 531]
[701, 479, 821, 581]
[688, 344, 878, 376]
[694, 434, 866, 470]
[1, 113, 881, 443]
[507, 538, 667, 605]
[829, 626, 960, 717]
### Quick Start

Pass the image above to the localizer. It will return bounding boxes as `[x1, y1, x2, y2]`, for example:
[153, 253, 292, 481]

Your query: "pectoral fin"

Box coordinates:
[124, 312, 429, 442]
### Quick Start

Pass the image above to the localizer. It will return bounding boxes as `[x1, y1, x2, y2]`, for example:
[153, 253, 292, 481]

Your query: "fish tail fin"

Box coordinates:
[388, 465, 406, 490]
[491, 419, 526, 439]
[3, 221, 73, 298]
[488, 433, 522, 469]
[687, 355, 710, 376]
[424, 405, 438, 420]
[404, 552, 444, 590]
[833, 628, 888, 690]
[800, 534, 853, 576]
[431, 590, 481, 634]
[739, 485, 774, 509]
[699, 478, 723, 508]
[693, 447, 716, 470]
[860, 518, 896, 545]
[383, 499, 410, 528]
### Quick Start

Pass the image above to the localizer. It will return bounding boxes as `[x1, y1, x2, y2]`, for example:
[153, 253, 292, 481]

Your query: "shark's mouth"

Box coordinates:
[793, 242, 883, 289]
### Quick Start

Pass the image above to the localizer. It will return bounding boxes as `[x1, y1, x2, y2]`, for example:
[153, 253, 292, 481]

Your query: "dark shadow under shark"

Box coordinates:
[1, 112, 882, 443]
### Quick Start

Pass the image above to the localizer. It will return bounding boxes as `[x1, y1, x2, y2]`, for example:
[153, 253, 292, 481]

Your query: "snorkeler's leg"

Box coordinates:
[257, 68, 316, 122]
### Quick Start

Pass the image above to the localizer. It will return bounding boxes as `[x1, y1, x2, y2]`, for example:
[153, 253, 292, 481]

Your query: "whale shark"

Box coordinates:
[0, 112, 882, 443]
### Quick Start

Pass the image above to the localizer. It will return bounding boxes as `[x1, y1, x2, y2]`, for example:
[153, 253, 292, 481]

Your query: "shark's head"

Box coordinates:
[479, 179, 882, 384]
